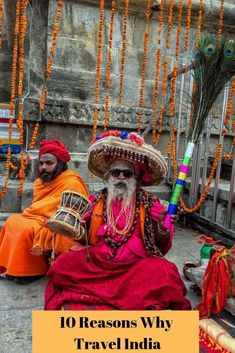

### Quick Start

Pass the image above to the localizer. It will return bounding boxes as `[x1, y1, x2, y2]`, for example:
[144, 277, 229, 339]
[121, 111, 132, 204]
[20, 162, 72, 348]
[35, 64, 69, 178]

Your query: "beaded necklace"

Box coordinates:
[107, 194, 136, 235]
[102, 191, 140, 253]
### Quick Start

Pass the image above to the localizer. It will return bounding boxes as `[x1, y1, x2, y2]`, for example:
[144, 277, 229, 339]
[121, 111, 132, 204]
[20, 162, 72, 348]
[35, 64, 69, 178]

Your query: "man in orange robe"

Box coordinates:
[0, 139, 89, 284]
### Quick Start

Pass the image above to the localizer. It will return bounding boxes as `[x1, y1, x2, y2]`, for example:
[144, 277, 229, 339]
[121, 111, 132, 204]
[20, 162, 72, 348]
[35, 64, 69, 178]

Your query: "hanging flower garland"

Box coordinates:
[169, 65, 178, 181]
[184, 0, 192, 51]
[166, 0, 174, 49]
[161, 60, 168, 97]
[217, 0, 224, 41]
[17, 0, 29, 145]
[232, 113, 235, 147]
[157, 0, 164, 45]
[169, 64, 178, 118]
[10, 0, 21, 118]
[118, 0, 129, 106]
[18, 154, 30, 196]
[0, 0, 21, 199]
[196, 0, 203, 48]
[137, 0, 151, 134]
[93, 0, 105, 138]
[180, 143, 223, 213]
[104, 0, 116, 131]
[171, 122, 177, 181]
[152, 0, 164, 144]
[17, 0, 30, 196]
[222, 78, 235, 136]
[17, 0, 63, 196]
[0, 0, 3, 50]
[222, 154, 233, 159]
[152, 49, 161, 143]
[29, 0, 63, 150]
[175, 0, 183, 61]
[153, 105, 164, 145]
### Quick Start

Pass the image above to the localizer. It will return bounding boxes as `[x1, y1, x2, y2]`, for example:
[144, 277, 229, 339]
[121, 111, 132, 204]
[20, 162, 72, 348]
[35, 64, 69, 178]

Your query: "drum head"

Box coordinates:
[60, 190, 91, 214]
[47, 219, 78, 238]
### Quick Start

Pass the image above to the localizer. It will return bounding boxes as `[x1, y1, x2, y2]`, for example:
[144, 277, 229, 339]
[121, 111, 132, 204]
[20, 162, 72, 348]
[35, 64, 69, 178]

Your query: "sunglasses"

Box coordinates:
[109, 169, 135, 178]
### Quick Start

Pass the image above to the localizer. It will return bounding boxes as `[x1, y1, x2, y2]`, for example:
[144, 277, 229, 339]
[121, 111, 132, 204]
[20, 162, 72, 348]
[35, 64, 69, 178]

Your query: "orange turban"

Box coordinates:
[39, 139, 70, 163]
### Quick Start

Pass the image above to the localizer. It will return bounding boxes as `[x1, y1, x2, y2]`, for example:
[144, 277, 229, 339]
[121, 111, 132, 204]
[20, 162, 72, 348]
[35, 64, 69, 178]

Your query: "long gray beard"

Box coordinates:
[106, 178, 136, 216]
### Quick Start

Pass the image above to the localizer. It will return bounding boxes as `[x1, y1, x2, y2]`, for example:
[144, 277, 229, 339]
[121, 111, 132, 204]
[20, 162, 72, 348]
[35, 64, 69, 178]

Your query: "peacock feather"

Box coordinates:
[189, 34, 235, 143]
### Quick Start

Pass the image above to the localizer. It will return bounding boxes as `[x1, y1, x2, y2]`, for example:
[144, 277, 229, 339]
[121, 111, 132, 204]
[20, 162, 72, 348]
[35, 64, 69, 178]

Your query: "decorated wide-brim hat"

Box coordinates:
[87, 130, 168, 186]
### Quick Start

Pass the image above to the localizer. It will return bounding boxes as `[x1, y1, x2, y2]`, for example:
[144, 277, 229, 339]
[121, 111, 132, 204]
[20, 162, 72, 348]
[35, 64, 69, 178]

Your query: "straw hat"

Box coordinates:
[87, 130, 168, 186]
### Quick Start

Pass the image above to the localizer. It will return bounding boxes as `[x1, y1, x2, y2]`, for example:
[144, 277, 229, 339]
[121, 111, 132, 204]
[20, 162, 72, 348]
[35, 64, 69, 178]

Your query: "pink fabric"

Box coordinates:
[45, 196, 190, 311]
[45, 246, 191, 310]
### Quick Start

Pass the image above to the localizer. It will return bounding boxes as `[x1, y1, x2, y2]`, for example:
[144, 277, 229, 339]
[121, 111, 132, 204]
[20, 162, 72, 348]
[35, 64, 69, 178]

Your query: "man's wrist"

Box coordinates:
[156, 222, 169, 236]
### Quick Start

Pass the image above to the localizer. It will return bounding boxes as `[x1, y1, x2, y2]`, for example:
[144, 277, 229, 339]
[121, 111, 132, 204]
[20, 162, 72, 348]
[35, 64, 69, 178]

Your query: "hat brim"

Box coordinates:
[87, 136, 168, 186]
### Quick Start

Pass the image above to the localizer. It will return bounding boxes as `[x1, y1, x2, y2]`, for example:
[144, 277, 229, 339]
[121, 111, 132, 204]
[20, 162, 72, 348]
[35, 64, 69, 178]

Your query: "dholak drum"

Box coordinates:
[60, 191, 91, 215]
[46, 207, 85, 240]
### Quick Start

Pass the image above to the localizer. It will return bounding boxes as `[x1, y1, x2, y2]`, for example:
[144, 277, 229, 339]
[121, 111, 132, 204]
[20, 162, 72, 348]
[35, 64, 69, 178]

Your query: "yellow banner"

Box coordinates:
[32, 310, 199, 353]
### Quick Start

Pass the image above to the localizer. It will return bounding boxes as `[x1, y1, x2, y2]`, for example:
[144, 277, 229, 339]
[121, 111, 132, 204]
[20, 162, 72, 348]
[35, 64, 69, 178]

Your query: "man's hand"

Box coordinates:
[158, 209, 179, 231]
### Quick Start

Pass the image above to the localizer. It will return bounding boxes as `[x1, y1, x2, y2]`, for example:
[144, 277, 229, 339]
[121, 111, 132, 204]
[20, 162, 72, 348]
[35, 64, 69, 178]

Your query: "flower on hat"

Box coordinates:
[129, 132, 144, 146]
[120, 131, 129, 139]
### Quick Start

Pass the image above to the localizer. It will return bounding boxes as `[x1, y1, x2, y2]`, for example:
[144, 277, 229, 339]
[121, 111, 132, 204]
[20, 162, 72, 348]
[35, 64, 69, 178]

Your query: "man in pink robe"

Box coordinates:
[45, 131, 191, 310]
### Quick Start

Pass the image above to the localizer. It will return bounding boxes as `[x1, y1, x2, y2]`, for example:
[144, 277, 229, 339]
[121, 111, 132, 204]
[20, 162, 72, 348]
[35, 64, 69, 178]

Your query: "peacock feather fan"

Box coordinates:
[189, 34, 235, 143]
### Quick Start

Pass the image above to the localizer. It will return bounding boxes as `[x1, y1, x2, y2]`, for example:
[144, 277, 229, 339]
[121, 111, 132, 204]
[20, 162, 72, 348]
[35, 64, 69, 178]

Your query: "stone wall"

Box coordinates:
[1, 0, 235, 150]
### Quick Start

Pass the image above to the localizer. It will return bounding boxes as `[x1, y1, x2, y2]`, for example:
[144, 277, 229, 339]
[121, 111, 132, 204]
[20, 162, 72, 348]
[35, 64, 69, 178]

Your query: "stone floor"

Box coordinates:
[0, 224, 210, 353]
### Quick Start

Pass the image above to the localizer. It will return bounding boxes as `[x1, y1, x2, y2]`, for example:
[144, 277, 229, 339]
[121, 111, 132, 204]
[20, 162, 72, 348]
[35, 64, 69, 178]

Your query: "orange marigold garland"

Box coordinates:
[167, 141, 171, 157]
[137, 0, 151, 134]
[171, 123, 177, 181]
[18, 154, 30, 196]
[153, 105, 164, 145]
[157, 0, 164, 45]
[217, 0, 224, 41]
[118, 0, 129, 106]
[223, 153, 232, 159]
[175, 0, 183, 61]
[0, 0, 21, 199]
[21, 0, 64, 195]
[161, 60, 168, 97]
[152, 48, 161, 144]
[233, 112, 235, 147]
[196, 0, 203, 48]
[29, 0, 63, 150]
[222, 78, 235, 136]
[169, 65, 178, 181]
[0, 0, 3, 50]
[17, 0, 30, 196]
[169, 64, 178, 118]
[184, 0, 192, 51]
[17, 0, 29, 146]
[10, 0, 21, 118]
[152, 0, 164, 144]
[45, 0, 63, 81]
[93, 0, 105, 138]
[180, 143, 223, 213]
[166, 0, 174, 49]
[104, 0, 116, 131]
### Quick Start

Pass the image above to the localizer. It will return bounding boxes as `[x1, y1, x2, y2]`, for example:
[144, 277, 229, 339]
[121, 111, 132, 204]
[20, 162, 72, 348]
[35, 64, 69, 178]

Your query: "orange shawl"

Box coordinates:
[22, 170, 89, 255]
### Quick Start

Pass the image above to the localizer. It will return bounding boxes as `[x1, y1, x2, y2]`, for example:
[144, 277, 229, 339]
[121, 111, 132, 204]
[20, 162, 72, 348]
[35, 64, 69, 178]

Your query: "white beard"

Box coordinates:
[106, 177, 137, 216]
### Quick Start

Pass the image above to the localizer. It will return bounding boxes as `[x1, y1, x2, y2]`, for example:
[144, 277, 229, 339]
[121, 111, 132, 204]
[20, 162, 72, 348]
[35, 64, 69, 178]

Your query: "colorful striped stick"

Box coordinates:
[163, 141, 194, 229]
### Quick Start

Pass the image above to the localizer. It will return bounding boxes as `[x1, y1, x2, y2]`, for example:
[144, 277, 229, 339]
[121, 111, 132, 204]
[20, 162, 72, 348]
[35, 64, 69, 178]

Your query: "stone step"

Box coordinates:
[0, 213, 14, 228]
